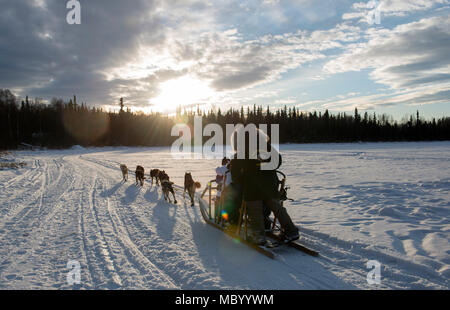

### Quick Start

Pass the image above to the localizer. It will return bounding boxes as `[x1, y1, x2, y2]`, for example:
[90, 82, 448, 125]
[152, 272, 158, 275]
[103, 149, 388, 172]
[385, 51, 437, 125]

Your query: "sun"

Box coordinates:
[151, 76, 214, 112]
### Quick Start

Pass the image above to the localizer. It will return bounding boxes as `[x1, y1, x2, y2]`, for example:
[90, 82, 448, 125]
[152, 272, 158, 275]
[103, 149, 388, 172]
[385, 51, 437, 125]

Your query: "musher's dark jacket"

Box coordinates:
[230, 154, 282, 201]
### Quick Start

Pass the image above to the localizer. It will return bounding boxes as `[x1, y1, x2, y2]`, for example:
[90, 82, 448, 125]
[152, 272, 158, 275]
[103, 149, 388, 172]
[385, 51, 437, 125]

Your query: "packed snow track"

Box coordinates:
[0, 143, 449, 289]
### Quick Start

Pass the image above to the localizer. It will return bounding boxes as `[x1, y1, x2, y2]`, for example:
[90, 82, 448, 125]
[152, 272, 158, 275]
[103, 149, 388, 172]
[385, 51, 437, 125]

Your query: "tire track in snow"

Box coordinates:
[0, 158, 39, 190]
[3, 155, 94, 289]
[7, 156, 68, 233]
[80, 156, 219, 288]
[105, 198, 179, 289]
[112, 191, 219, 289]
[71, 171, 122, 289]
[77, 156, 180, 289]
[81, 175, 123, 289]
[0, 159, 49, 251]
[77, 182, 96, 289]
[0, 156, 85, 288]
[0, 156, 74, 287]
[0, 159, 45, 220]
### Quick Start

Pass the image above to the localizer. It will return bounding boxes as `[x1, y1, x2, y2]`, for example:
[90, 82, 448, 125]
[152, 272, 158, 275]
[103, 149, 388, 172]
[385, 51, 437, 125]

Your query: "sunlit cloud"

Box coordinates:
[323, 15, 450, 111]
[0, 0, 449, 118]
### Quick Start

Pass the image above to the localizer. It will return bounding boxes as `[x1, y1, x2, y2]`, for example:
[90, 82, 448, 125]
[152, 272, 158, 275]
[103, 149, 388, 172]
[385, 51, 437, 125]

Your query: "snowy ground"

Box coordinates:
[0, 142, 449, 289]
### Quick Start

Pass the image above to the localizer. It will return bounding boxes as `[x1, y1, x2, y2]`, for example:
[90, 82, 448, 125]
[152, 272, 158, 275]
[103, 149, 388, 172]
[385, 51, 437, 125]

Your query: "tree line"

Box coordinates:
[1, 89, 449, 150]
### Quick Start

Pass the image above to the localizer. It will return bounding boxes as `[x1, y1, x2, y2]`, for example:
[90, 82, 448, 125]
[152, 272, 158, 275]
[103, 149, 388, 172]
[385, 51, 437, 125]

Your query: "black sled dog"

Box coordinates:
[150, 169, 160, 186]
[135, 165, 145, 186]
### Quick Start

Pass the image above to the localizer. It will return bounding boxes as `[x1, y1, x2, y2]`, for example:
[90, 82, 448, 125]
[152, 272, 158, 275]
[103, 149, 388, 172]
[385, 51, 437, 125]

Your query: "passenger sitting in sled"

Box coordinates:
[215, 157, 230, 203]
[214, 157, 229, 220]
[215, 157, 241, 225]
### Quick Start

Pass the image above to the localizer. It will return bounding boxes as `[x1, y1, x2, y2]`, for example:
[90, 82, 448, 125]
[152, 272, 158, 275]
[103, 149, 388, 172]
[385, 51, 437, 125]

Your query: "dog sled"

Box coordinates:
[198, 171, 319, 259]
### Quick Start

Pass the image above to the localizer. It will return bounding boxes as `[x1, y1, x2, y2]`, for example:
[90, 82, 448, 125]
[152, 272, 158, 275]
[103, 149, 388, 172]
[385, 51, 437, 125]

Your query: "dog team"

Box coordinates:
[119, 164, 200, 206]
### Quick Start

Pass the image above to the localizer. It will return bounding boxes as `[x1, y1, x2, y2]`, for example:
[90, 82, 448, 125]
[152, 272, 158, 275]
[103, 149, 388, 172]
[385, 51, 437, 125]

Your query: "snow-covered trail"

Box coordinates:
[0, 145, 449, 289]
[0, 154, 178, 289]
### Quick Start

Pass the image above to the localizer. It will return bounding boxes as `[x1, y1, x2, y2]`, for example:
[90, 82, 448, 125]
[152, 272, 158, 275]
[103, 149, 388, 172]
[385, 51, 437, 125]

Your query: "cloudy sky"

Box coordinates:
[1, 0, 449, 119]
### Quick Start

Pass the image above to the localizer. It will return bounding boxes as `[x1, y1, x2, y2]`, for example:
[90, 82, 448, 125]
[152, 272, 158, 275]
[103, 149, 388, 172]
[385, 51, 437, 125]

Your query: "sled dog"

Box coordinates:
[135, 165, 145, 186]
[150, 169, 160, 186]
[159, 171, 177, 204]
[120, 164, 128, 182]
[184, 172, 201, 206]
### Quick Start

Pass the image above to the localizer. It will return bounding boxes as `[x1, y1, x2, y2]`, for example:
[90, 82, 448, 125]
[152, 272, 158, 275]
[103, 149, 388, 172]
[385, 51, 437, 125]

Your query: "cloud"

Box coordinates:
[344, 0, 450, 22]
[2, 0, 360, 108]
[1, 0, 448, 115]
[0, 0, 367, 111]
[211, 65, 273, 90]
[378, 0, 450, 16]
[0, 0, 163, 104]
[324, 16, 450, 89]
[299, 81, 450, 112]
[316, 15, 450, 111]
[101, 21, 362, 105]
[175, 24, 361, 91]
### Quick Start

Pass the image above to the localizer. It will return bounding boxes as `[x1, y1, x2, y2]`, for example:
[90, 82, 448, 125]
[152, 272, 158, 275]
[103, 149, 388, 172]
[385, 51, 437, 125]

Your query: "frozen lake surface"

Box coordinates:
[0, 141, 449, 289]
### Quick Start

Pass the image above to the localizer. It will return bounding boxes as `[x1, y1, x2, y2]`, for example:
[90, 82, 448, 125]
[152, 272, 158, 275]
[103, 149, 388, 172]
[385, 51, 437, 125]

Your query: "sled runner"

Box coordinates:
[198, 172, 319, 259]
[198, 197, 276, 259]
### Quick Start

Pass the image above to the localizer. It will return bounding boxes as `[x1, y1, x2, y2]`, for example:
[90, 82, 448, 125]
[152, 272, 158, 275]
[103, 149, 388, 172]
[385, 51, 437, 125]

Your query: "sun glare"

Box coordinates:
[151, 76, 214, 113]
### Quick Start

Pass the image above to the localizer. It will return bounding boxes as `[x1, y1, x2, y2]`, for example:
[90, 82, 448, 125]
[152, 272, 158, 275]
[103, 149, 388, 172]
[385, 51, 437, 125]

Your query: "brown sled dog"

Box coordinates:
[135, 165, 145, 186]
[150, 169, 160, 186]
[184, 172, 201, 206]
[159, 170, 177, 204]
[120, 164, 128, 182]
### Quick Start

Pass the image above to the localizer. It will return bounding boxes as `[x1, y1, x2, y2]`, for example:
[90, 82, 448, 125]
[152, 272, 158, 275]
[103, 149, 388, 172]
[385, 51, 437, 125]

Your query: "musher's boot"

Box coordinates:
[284, 231, 299, 243]
[248, 234, 267, 246]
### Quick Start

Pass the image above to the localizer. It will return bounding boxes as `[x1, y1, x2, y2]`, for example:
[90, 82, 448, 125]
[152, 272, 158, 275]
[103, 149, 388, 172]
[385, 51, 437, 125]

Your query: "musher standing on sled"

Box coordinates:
[229, 129, 299, 246]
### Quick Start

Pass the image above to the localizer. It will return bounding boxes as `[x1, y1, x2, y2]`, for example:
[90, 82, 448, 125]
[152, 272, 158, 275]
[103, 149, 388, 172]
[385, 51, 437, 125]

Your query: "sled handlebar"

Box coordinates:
[276, 170, 286, 180]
